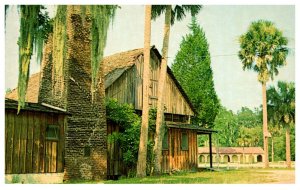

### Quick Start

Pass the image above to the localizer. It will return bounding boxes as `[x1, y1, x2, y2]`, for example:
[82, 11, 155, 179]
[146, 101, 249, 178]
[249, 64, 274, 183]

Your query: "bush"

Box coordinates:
[106, 98, 156, 177]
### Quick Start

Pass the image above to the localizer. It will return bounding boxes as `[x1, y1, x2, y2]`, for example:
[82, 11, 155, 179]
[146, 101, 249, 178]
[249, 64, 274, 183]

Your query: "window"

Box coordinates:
[162, 132, 169, 150]
[181, 132, 188, 150]
[46, 125, 59, 141]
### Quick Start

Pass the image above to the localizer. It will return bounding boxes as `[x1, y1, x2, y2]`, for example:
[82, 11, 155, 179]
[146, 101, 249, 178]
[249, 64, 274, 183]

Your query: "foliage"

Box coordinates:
[236, 107, 261, 128]
[106, 99, 156, 176]
[213, 106, 238, 147]
[267, 81, 295, 127]
[17, 5, 52, 112]
[80, 6, 117, 102]
[151, 5, 202, 25]
[238, 20, 288, 84]
[267, 81, 295, 165]
[172, 17, 220, 127]
[236, 126, 262, 147]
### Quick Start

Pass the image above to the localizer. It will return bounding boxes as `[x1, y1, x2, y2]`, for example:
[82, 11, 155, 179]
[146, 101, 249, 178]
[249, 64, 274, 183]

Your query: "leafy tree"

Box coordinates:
[151, 5, 202, 175]
[267, 81, 295, 168]
[213, 106, 238, 147]
[172, 17, 220, 127]
[236, 107, 261, 128]
[238, 20, 288, 168]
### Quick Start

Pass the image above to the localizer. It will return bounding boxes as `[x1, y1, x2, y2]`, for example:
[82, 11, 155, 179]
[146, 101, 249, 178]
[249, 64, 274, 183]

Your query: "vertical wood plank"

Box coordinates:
[5, 111, 14, 174]
[39, 113, 46, 173]
[12, 112, 21, 174]
[26, 111, 34, 173]
[57, 115, 64, 172]
[33, 112, 40, 173]
[19, 111, 28, 173]
[51, 142, 57, 172]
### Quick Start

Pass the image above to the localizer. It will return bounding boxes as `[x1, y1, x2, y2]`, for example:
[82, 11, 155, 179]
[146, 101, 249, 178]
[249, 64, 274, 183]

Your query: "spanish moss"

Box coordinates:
[52, 5, 67, 96]
[17, 5, 41, 112]
[81, 5, 117, 102]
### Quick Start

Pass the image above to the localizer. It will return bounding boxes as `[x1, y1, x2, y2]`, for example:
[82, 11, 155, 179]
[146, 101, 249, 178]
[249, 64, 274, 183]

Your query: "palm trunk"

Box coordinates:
[271, 137, 274, 163]
[262, 82, 269, 168]
[285, 124, 291, 168]
[136, 5, 152, 178]
[153, 5, 171, 175]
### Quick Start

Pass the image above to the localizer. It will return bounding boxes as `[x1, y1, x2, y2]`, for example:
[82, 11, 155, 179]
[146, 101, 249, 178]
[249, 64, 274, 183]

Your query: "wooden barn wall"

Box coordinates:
[105, 52, 193, 116]
[161, 128, 198, 173]
[107, 122, 125, 178]
[105, 65, 137, 107]
[5, 109, 65, 174]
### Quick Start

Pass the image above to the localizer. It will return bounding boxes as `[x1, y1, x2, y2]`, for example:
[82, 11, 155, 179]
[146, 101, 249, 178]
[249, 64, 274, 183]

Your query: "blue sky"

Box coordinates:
[4, 5, 295, 113]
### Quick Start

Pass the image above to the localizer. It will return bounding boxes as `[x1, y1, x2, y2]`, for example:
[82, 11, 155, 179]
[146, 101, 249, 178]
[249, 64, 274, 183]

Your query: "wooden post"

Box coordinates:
[209, 133, 213, 169]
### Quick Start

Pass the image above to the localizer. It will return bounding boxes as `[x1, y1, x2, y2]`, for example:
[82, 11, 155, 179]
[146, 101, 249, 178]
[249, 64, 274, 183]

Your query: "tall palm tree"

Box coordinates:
[267, 81, 295, 168]
[238, 20, 288, 168]
[136, 5, 152, 178]
[151, 5, 202, 175]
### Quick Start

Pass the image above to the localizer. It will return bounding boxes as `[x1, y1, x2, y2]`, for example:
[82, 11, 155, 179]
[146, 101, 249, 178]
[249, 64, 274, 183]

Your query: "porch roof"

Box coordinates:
[166, 123, 217, 134]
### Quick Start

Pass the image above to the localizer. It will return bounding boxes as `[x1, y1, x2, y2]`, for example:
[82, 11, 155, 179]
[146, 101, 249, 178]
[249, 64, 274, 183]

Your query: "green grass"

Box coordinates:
[104, 168, 294, 184]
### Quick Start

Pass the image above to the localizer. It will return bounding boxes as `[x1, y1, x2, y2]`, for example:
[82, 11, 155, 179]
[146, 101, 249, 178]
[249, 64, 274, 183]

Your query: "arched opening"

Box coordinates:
[232, 155, 238, 163]
[257, 155, 263, 162]
[223, 155, 230, 163]
[199, 155, 205, 163]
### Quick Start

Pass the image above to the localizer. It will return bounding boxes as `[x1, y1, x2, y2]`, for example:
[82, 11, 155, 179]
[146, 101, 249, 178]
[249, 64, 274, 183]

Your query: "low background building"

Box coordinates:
[198, 147, 264, 164]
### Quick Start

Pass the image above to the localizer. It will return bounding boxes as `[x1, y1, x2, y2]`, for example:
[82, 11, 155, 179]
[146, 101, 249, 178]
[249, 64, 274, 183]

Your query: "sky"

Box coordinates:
[4, 5, 295, 113]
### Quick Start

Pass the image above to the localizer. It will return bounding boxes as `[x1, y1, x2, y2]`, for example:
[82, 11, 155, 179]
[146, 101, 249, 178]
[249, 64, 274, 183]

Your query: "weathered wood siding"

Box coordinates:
[162, 128, 198, 173]
[5, 109, 65, 174]
[107, 122, 124, 178]
[105, 52, 194, 116]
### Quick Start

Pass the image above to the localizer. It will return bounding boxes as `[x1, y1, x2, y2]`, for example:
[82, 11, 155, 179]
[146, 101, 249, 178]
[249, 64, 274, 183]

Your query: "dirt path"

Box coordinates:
[257, 170, 295, 184]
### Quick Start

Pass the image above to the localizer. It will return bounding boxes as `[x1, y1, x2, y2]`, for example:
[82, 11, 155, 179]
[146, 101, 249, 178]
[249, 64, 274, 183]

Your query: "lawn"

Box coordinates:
[102, 168, 295, 184]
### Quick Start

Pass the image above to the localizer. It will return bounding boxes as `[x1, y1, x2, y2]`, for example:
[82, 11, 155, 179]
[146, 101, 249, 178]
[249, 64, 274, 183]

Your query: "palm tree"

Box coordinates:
[238, 20, 288, 168]
[136, 5, 152, 178]
[151, 5, 202, 175]
[267, 81, 295, 168]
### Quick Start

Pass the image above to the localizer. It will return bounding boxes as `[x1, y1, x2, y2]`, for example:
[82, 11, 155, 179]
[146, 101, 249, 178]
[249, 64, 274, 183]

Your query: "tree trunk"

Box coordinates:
[271, 137, 274, 163]
[136, 5, 152, 178]
[285, 124, 291, 168]
[153, 5, 171, 175]
[262, 82, 269, 168]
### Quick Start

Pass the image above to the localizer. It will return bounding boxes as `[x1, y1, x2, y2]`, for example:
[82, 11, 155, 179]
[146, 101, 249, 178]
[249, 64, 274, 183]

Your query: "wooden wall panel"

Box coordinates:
[32, 112, 40, 173]
[5, 111, 14, 174]
[5, 110, 65, 174]
[12, 113, 21, 173]
[26, 112, 34, 173]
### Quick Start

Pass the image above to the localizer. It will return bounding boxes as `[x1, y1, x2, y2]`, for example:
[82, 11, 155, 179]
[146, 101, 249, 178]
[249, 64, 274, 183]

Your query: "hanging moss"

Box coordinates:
[81, 5, 117, 102]
[52, 5, 67, 96]
[17, 5, 52, 113]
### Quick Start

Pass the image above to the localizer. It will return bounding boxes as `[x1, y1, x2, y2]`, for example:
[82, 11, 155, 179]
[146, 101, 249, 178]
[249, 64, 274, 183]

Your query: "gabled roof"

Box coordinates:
[103, 47, 196, 113]
[198, 147, 264, 154]
[5, 72, 40, 103]
[6, 47, 196, 114]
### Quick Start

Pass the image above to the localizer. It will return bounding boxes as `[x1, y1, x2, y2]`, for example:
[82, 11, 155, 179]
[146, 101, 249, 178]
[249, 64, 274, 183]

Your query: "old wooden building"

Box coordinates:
[103, 47, 216, 176]
[5, 98, 67, 182]
[5, 45, 216, 181]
